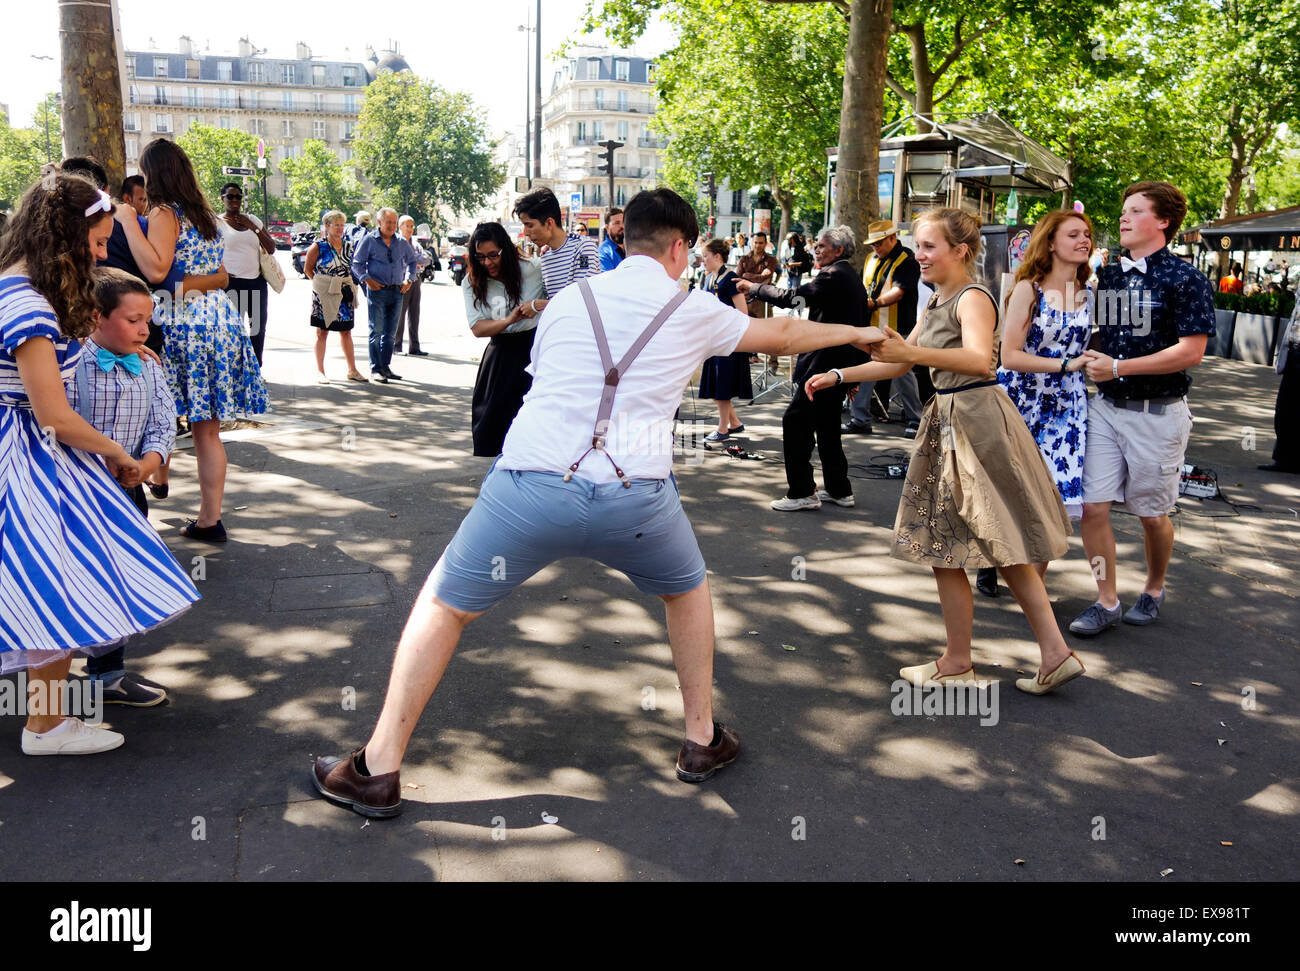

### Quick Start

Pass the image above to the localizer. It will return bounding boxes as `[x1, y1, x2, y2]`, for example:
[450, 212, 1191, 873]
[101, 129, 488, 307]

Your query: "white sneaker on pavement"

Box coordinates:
[770, 495, 822, 511]
[21, 718, 124, 756]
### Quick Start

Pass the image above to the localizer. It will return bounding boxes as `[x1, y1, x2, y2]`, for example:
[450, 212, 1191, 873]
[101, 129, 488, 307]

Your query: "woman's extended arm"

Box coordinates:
[118, 204, 178, 285]
[15, 338, 138, 469]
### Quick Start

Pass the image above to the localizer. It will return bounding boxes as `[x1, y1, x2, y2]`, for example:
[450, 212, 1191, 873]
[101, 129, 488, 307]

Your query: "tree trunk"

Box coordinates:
[59, 0, 126, 189]
[1217, 129, 1247, 275]
[773, 180, 795, 244]
[834, 0, 893, 273]
[905, 24, 935, 134]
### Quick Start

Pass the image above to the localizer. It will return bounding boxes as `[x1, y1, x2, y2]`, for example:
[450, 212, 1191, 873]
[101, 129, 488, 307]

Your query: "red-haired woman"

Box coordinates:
[976, 210, 1094, 595]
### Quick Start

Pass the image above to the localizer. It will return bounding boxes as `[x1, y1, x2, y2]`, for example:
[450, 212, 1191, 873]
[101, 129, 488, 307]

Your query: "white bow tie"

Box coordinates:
[1120, 256, 1147, 275]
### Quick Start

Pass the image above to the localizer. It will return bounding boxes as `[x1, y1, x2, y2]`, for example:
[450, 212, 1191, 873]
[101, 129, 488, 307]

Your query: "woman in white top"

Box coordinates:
[218, 182, 276, 364]
[463, 222, 546, 456]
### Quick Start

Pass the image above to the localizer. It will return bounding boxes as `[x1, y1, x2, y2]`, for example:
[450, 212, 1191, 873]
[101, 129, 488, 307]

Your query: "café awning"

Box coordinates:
[1196, 205, 1300, 252]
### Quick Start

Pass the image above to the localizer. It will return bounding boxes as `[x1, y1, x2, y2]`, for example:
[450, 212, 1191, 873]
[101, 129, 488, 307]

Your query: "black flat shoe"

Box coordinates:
[147, 482, 169, 500]
[179, 518, 227, 543]
[408, 349, 428, 356]
[1258, 463, 1300, 474]
[975, 566, 1000, 597]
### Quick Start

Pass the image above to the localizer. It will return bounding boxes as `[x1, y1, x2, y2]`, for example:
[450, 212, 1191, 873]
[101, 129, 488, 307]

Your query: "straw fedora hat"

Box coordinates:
[864, 220, 899, 245]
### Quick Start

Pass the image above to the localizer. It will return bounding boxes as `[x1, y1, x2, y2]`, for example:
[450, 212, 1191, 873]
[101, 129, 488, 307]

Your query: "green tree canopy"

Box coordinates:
[278, 140, 363, 225]
[175, 123, 264, 206]
[650, 0, 847, 238]
[353, 72, 502, 223]
[0, 121, 42, 210]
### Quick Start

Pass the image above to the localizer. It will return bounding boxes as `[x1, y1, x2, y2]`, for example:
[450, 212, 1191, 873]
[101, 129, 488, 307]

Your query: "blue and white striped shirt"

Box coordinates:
[540, 233, 601, 299]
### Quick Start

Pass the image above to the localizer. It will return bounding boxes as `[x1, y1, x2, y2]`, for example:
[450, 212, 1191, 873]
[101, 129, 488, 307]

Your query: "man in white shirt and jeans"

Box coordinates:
[313, 189, 883, 817]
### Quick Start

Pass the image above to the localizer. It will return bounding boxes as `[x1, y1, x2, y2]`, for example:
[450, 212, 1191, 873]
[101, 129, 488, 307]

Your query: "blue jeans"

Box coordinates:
[366, 286, 402, 371]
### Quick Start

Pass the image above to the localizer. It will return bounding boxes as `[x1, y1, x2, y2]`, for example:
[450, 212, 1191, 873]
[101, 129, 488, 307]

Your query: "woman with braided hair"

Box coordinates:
[0, 170, 199, 754]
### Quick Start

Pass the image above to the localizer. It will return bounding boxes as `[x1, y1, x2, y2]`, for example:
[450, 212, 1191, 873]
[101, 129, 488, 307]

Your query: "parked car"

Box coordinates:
[268, 220, 293, 250]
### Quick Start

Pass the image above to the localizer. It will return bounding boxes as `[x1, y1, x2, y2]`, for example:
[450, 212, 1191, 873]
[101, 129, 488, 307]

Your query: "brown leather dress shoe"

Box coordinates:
[312, 750, 402, 818]
[676, 721, 740, 783]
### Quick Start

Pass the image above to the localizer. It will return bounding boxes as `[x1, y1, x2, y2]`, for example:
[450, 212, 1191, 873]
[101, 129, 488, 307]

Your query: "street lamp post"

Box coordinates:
[518, 17, 535, 188]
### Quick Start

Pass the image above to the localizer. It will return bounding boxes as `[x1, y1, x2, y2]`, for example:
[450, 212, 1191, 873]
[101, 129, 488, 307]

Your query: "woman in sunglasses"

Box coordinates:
[464, 222, 546, 456]
[217, 182, 276, 365]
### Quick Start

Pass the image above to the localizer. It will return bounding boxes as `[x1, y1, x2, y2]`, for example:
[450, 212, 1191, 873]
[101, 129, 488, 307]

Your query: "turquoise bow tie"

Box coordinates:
[96, 347, 143, 376]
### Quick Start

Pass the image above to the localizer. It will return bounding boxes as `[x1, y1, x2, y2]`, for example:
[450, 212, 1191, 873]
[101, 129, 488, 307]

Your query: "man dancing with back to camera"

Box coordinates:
[312, 189, 883, 816]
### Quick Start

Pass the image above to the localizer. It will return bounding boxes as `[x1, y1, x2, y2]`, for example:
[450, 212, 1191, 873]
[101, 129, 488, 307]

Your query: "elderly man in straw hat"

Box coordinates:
[844, 219, 925, 437]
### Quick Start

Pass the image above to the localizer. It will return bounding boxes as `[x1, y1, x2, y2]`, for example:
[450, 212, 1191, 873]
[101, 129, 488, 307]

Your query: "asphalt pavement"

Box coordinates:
[1, 258, 1297, 882]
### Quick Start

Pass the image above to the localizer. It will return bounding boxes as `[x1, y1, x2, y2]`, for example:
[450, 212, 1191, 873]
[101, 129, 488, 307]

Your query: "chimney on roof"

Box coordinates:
[296, 42, 312, 61]
[178, 35, 193, 56]
[238, 36, 253, 58]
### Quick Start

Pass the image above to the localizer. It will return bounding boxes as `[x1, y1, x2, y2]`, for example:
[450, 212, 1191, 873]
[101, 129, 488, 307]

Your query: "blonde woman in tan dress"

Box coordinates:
[805, 208, 1085, 695]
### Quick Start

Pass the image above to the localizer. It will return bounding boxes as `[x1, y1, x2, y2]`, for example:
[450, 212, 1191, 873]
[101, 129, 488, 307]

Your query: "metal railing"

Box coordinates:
[128, 92, 359, 115]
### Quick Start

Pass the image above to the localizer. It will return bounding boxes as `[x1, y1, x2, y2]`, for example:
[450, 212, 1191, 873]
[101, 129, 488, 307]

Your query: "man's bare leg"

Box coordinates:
[661, 580, 716, 746]
[1138, 513, 1174, 596]
[363, 572, 483, 776]
[1080, 501, 1119, 606]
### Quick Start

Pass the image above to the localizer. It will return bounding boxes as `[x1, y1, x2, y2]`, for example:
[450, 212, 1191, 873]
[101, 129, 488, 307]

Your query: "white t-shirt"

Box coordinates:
[218, 213, 264, 279]
[500, 255, 749, 482]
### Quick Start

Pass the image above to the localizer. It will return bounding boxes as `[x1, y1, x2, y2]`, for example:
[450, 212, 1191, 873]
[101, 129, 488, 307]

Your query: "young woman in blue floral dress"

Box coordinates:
[977, 210, 1094, 594]
[135, 139, 268, 543]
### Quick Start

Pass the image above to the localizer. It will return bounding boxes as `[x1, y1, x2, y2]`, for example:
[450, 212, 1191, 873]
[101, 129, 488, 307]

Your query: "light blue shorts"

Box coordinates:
[429, 464, 708, 612]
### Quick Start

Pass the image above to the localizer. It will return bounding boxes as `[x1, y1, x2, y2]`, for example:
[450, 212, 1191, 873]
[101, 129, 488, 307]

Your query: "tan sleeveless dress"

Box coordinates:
[892, 283, 1070, 568]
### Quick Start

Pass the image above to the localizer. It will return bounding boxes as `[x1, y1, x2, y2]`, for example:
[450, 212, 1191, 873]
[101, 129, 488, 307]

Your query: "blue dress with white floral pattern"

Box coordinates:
[154, 210, 269, 421]
[996, 286, 1090, 518]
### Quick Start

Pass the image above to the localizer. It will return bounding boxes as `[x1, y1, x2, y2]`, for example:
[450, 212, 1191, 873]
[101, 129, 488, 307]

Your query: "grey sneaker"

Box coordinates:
[815, 489, 855, 507]
[1069, 601, 1123, 637]
[1123, 591, 1165, 626]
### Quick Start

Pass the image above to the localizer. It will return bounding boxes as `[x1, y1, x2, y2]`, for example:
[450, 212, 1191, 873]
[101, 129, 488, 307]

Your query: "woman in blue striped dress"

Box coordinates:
[0, 172, 200, 755]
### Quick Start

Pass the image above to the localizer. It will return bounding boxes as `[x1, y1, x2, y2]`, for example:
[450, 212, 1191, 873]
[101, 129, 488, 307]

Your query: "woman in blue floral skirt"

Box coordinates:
[987, 209, 1094, 589]
[136, 138, 268, 543]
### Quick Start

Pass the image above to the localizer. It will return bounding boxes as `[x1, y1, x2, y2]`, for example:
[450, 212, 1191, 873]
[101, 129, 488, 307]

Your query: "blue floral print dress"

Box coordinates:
[154, 208, 269, 421]
[996, 285, 1090, 518]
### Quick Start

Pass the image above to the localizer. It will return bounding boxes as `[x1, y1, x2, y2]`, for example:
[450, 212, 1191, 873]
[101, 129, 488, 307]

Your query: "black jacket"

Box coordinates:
[752, 259, 870, 382]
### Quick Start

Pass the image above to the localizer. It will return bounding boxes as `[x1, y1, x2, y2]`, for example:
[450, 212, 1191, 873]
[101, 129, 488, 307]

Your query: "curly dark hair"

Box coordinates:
[139, 137, 218, 240]
[467, 222, 523, 311]
[0, 169, 113, 339]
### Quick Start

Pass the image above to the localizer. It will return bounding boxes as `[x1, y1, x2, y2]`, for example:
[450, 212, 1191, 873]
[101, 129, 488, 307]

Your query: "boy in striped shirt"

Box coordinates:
[67, 268, 177, 707]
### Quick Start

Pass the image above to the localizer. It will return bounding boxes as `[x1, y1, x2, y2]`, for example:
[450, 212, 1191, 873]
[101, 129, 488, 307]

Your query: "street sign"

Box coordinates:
[222, 166, 256, 177]
[570, 192, 582, 211]
[514, 175, 554, 192]
[257, 138, 266, 159]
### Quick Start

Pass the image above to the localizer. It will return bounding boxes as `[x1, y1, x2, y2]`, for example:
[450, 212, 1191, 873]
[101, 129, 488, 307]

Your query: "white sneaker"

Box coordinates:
[21, 718, 124, 756]
[770, 495, 822, 511]
[815, 490, 855, 507]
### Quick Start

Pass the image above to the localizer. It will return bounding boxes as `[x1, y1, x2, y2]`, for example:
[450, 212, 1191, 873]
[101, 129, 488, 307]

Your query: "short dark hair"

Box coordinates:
[604, 206, 624, 226]
[92, 267, 152, 316]
[120, 174, 145, 200]
[220, 182, 242, 196]
[61, 155, 108, 191]
[624, 189, 699, 255]
[753, 231, 768, 241]
[1122, 180, 1188, 243]
[513, 187, 562, 227]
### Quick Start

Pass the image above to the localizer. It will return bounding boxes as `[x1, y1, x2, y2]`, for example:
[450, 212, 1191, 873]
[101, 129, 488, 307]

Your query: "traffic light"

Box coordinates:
[699, 170, 716, 203]
[598, 139, 623, 176]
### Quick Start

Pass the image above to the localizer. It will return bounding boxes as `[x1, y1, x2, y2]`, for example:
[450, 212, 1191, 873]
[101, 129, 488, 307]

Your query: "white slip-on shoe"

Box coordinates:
[21, 718, 125, 756]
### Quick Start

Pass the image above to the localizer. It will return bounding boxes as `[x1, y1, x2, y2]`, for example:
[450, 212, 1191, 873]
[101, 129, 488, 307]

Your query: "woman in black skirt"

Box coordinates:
[464, 222, 546, 456]
[698, 238, 753, 442]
